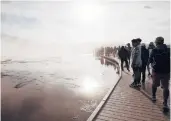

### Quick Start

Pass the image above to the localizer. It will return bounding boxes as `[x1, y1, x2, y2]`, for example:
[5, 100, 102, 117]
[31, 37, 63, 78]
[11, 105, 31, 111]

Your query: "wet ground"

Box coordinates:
[1, 54, 119, 121]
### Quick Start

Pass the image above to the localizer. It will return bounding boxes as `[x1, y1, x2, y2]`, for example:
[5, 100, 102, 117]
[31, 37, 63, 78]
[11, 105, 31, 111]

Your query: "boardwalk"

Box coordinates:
[94, 72, 169, 121]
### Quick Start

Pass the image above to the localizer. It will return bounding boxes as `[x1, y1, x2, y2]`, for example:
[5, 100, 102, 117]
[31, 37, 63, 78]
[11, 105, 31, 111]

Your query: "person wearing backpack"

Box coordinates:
[118, 46, 130, 71]
[149, 37, 170, 112]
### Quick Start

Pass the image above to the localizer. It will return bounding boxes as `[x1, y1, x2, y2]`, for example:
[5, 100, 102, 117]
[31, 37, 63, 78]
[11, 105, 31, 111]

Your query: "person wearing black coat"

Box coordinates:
[149, 37, 170, 112]
[141, 43, 149, 83]
[118, 46, 130, 71]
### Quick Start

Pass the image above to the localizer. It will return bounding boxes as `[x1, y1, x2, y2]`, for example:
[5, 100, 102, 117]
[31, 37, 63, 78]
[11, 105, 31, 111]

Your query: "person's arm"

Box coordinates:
[132, 47, 139, 67]
[147, 50, 151, 75]
[117, 50, 120, 57]
[118, 50, 121, 59]
[149, 49, 154, 64]
[127, 50, 130, 60]
[147, 49, 155, 75]
[147, 49, 149, 60]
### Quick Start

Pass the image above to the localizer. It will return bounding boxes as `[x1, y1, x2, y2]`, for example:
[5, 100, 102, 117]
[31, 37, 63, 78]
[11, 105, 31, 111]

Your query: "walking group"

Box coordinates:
[118, 36, 170, 112]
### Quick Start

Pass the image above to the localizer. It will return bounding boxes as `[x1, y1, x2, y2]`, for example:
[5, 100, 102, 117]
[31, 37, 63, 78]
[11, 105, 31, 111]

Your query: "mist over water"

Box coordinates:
[1, 32, 120, 121]
[2, 43, 119, 121]
[1, 34, 100, 61]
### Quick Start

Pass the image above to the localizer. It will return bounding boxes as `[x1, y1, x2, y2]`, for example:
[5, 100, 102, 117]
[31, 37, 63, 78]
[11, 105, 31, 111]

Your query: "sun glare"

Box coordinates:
[73, 2, 104, 23]
[82, 76, 98, 93]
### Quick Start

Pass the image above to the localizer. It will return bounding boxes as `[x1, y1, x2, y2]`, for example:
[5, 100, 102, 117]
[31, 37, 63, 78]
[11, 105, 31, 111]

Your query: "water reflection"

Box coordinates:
[80, 57, 120, 95]
[2, 55, 120, 121]
[100, 57, 120, 74]
[100, 58, 113, 67]
[82, 76, 98, 93]
[100, 58, 105, 65]
[2, 96, 44, 121]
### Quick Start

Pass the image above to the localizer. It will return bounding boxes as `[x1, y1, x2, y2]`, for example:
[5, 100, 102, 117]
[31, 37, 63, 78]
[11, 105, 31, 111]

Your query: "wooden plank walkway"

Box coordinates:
[94, 72, 169, 121]
[107, 55, 170, 112]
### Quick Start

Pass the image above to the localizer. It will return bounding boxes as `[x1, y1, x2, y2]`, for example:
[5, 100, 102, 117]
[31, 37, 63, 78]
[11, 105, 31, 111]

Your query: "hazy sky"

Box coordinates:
[1, 1, 170, 45]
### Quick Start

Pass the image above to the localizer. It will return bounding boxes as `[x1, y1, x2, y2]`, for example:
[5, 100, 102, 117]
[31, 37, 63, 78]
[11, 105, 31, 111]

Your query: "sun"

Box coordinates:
[73, 2, 104, 23]
[80, 4, 100, 21]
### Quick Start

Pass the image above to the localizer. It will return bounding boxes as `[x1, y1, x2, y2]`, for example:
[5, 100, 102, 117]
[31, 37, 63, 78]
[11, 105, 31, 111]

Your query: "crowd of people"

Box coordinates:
[121, 37, 170, 112]
[95, 36, 170, 112]
[94, 46, 118, 57]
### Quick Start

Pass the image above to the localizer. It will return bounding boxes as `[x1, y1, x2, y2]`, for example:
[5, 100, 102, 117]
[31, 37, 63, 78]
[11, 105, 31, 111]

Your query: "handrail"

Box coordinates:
[101, 56, 119, 65]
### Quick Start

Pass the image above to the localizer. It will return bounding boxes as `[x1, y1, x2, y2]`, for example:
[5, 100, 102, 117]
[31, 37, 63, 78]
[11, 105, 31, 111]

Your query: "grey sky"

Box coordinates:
[1, 1, 170, 45]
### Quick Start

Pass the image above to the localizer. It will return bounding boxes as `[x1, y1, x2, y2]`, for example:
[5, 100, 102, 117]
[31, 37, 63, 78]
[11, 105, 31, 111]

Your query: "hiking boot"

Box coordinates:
[137, 83, 141, 87]
[163, 103, 169, 113]
[129, 83, 137, 88]
[152, 96, 156, 102]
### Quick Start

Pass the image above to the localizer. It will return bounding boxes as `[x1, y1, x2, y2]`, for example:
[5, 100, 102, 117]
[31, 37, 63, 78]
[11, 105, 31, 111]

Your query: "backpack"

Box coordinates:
[152, 46, 170, 73]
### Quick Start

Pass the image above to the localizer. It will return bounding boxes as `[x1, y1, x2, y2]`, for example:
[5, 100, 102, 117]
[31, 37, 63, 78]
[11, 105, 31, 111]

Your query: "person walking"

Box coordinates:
[130, 38, 142, 87]
[141, 43, 149, 84]
[113, 46, 117, 57]
[147, 42, 155, 76]
[126, 43, 132, 67]
[148, 42, 155, 54]
[149, 37, 170, 112]
[118, 46, 130, 71]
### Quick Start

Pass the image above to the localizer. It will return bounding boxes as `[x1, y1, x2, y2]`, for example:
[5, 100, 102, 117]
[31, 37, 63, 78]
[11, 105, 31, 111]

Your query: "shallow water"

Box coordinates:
[1, 54, 119, 121]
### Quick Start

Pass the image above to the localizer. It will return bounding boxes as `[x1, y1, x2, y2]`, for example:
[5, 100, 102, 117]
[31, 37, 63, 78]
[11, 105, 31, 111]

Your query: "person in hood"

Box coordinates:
[130, 38, 142, 87]
[149, 37, 170, 112]
[118, 46, 130, 71]
[141, 43, 149, 84]
[148, 42, 155, 54]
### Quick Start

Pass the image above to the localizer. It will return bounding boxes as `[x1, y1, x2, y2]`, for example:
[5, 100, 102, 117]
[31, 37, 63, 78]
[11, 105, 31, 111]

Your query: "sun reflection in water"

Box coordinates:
[82, 76, 98, 93]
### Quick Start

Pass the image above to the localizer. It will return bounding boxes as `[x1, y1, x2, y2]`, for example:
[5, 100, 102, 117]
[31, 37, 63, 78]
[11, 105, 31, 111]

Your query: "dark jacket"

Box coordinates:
[141, 46, 149, 66]
[125, 46, 132, 59]
[118, 47, 129, 60]
[149, 44, 170, 74]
